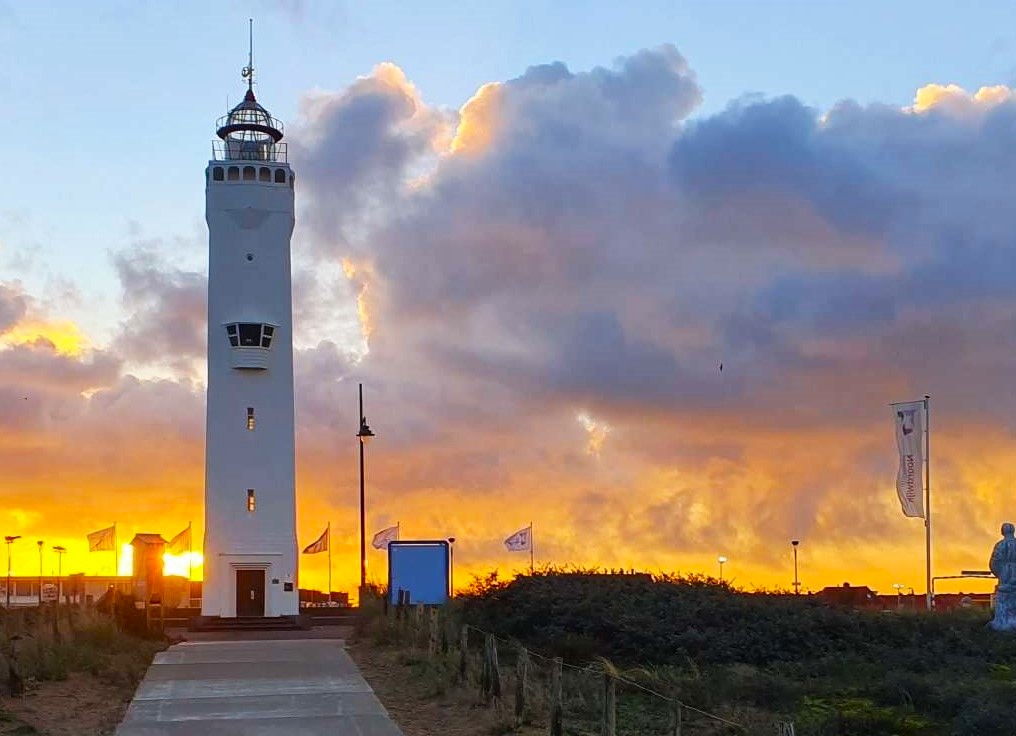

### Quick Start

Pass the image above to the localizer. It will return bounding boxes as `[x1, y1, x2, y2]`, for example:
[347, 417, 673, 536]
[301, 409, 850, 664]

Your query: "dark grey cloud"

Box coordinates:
[111, 246, 206, 375]
[0, 282, 28, 333]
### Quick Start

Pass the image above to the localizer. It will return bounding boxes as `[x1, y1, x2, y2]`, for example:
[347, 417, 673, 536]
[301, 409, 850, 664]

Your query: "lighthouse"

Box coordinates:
[201, 42, 299, 619]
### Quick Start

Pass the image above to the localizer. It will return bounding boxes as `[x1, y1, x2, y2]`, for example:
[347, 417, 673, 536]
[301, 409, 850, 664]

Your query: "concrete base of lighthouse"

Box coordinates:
[201, 552, 299, 619]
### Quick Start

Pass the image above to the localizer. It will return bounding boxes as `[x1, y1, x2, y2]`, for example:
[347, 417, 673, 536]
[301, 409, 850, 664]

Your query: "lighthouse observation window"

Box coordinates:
[224, 323, 276, 349]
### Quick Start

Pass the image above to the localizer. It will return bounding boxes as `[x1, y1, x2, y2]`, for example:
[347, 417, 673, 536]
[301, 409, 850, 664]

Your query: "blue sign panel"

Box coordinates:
[388, 540, 450, 605]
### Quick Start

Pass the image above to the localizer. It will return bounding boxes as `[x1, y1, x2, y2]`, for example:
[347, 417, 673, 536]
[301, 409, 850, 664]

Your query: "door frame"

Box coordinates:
[235, 568, 266, 617]
[226, 559, 274, 618]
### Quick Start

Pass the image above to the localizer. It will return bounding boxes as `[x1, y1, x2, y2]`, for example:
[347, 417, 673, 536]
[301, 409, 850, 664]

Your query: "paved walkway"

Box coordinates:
[116, 638, 403, 735]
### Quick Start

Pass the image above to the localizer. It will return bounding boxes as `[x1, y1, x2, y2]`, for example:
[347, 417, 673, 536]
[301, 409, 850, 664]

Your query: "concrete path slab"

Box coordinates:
[116, 638, 403, 736]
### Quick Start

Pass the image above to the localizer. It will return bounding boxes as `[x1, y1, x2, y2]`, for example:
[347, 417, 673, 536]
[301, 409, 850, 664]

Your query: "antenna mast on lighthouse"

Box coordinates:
[241, 18, 254, 92]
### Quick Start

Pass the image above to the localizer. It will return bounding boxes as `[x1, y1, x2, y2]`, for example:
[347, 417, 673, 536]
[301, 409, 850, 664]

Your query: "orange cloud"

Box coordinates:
[340, 258, 373, 352]
[451, 82, 502, 156]
[0, 319, 90, 356]
[909, 83, 1013, 114]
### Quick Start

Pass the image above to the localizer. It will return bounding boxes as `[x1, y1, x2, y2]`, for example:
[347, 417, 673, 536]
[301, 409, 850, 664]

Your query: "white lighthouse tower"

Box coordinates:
[202, 42, 299, 619]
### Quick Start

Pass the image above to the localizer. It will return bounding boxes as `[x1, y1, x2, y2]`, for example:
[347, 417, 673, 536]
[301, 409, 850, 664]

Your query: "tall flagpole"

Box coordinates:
[924, 395, 932, 611]
[113, 521, 118, 580]
[327, 521, 332, 606]
[530, 522, 534, 574]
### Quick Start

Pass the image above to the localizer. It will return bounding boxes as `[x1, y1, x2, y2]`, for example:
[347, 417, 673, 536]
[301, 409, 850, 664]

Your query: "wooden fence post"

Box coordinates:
[7, 635, 23, 697]
[670, 701, 682, 736]
[415, 604, 425, 647]
[458, 626, 469, 682]
[514, 644, 528, 726]
[549, 657, 563, 736]
[601, 671, 616, 736]
[428, 608, 439, 658]
[482, 634, 501, 706]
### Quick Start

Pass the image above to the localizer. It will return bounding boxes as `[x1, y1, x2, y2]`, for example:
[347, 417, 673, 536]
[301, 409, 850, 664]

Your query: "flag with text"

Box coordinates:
[893, 400, 925, 518]
[504, 525, 533, 552]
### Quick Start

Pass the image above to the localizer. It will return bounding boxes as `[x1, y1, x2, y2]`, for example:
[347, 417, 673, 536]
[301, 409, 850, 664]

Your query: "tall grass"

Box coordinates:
[0, 602, 165, 693]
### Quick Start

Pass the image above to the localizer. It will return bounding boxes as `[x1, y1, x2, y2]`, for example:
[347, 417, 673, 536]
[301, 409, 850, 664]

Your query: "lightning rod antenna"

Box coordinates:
[242, 18, 254, 92]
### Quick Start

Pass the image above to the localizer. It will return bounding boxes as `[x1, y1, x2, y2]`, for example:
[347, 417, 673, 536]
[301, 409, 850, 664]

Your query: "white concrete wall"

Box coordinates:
[202, 161, 299, 617]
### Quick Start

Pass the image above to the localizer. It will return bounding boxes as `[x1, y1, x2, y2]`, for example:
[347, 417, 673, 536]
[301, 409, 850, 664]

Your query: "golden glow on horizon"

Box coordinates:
[0, 319, 90, 356]
[163, 551, 203, 578]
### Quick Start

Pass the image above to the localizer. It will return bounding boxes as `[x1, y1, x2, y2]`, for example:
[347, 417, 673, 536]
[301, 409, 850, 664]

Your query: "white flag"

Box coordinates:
[372, 525, 399, 550]
[504, 525, 532, 552]
[893, 400, 925, 518]
[87, 525, 116, 552]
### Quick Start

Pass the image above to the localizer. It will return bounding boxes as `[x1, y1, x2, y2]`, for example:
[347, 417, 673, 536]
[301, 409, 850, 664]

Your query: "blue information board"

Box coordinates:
[388, 540, 450, 605]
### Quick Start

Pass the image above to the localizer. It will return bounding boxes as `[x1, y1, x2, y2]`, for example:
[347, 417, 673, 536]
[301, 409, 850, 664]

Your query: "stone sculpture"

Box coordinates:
[989, 522, 1016, 632]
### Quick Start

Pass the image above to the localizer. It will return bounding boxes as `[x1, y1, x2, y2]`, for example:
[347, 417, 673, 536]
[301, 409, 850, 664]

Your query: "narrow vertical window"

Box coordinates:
[247, 407, 255, 431]
[247, 489, 256, 512]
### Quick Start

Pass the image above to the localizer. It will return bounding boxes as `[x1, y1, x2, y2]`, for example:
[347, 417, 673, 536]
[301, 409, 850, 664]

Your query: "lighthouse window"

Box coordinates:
[247, 489, 256, 512]
[259, 167, 271, 182]
[274, 168, 286, 183]
[212, 167, 224, 181]
[247, 407, 255, 431]
[243, 166, 256, 181]
[237, 323, 263, 346]
[224, 322, 276, 350]
[227, 166, 239, 181]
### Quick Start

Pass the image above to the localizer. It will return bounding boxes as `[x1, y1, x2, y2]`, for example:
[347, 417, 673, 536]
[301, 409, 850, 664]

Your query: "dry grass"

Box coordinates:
[0, 604, 165, 735]
[350, 641, 545, 736]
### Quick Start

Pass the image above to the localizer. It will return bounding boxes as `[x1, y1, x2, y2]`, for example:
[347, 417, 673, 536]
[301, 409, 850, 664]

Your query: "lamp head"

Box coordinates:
[4, 535, 20, 543]
[448, 537, 456, 544]
[53, 546, 66, 553]
[37, 540, 43, 548]
[717, 555, 727, 564]
[357, 417, 375, 443]
[791, 539, 799, 547]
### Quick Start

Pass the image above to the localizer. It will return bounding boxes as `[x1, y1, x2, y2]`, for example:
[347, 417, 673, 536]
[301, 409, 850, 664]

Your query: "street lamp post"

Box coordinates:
[448, 537, 456, 598]
[356, 383, 375, 598]
[791, 539, 800, 594]
[892, 582, 904, 611]
[4, 536, 21, 608]
[53, 546, 66, 603]
[718, 555, 727, 581]
[36, 540, 43, 607]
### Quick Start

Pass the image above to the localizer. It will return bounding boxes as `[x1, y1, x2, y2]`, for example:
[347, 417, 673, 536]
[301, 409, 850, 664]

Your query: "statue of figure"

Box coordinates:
[989, 522, 1016, 632]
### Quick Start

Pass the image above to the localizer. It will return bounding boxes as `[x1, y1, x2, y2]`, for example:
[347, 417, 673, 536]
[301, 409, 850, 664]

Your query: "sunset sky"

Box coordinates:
[3, 1, 1016, 596]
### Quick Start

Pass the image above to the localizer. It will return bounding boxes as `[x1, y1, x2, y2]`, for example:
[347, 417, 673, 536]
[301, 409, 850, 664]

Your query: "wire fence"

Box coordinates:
[371, 602, 794, 735]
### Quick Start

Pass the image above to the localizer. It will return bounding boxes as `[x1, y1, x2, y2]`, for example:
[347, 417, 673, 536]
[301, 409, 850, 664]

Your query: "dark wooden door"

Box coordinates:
[235, 569, 265, 617]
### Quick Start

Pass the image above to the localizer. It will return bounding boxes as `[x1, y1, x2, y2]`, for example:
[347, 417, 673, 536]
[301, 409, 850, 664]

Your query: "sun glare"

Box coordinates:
[0, 320, 90, 356]
[163, 551, 203, 578]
